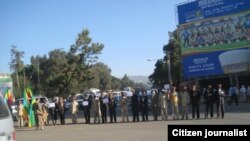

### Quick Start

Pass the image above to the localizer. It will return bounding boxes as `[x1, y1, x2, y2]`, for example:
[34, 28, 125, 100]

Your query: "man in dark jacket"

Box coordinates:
[100, 92, 108, 123]
[83, 94, 92, 124]
[189, 84, 201, 119]
[203, 84, 214, 119]
[151, 90, 159, 121]
[140, 90, 148, 121]
[131, 90, 139, 122]
[108, 91, 117, 123]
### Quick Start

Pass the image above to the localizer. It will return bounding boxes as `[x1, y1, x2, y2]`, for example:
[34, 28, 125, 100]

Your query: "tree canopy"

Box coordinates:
[10, 29, 148, 98]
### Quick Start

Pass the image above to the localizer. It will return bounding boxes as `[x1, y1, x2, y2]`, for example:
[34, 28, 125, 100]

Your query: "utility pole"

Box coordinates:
[38, 59, 41, 95]
[167, 51, 172, 86]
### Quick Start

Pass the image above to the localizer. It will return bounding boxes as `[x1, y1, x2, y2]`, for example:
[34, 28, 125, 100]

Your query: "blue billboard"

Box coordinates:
[177, 0, 250, 25]
[183, 48, 250, 78]
[178, 0, 250, 78]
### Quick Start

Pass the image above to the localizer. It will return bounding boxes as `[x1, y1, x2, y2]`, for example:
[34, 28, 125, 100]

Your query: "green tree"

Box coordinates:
[148, 59, 168, 88]
[149, 30, 182, 88]
[163, 30, 182, 85]
[121, 74, 134, 89]
[88, 62, 112, 91]
[111, 77, 121, 90]
[67, 29, 104, 95]
[10, 45, 25, 97]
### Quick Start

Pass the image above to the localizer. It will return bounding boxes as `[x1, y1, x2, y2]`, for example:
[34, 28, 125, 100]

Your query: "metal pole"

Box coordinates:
[23, 67, 25, 87]
[38, 59, 41, 94]
[167, 51, 172, 86]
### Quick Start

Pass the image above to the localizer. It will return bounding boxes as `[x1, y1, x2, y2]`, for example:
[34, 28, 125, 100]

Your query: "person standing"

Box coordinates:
[140, 90, 148, 121]
[42, 99, 49, 126]
[120, 92, 129, 123]
[83, 94, 92, 124]
[228, 84, 239, 105]
[240, 85, 247, 103]
[17, 100, 24, 127]
[58, 97, 65, 125]
[92, 95, 101, 124]
[159, 89, 169, 121]
[203, 84, 214, 119]
[54, 98, 59, 125]
[99, 92, 107, 123]
[189, 84, 201, 120]
[108, 91, 117, 123]
[170, 86, 179, 120]
[151, 90, 159, 121]
[131, 90, 140, 122]
[71, 95, 78, 124]
[214, 83, 226, 119]
[48, 100, 56, 126]
[179, 85, 189, 120]
[33, 98, 44, 130]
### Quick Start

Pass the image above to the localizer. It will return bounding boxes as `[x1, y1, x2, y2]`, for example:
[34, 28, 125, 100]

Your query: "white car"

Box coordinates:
[0, 94, 16, 141]
[85, 88, 101, 97]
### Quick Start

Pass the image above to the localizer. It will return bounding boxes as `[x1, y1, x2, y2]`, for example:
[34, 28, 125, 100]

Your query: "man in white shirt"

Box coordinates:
[240, 85, 247, 103]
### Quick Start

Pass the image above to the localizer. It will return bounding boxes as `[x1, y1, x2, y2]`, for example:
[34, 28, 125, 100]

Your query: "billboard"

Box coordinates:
[183, 48, 250, 78]
[177, 0, 250, 25]
[177, 0, 250, 78]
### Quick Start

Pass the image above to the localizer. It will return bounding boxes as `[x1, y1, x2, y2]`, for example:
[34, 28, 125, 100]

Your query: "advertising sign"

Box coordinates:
[180, 10, 250, 56]
[177, 0, 250, 78]
[177, 0, 250, 25]
[183, 48, 250, 78]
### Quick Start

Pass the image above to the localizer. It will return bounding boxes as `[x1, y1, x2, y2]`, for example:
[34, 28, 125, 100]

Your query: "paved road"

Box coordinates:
[15, 103, 250, 141]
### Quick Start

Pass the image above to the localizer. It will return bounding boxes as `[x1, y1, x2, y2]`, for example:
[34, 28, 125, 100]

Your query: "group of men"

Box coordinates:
[15, 82, 249, 129]
[16, 98, 49, 130]
[68, 83, 231, 125]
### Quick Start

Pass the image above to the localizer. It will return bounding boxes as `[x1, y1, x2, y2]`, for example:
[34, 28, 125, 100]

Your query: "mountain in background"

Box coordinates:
[128, 75, 149, 84]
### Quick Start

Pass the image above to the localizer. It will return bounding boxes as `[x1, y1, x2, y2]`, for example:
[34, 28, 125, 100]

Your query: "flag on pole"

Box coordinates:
[4, 88, 13, 107]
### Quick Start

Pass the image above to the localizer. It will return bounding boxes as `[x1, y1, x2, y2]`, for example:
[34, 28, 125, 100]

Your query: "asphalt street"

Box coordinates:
[15, 103, 250, 141]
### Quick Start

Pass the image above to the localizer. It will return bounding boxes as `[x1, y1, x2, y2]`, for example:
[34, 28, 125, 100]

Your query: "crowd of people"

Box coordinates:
[15, 83, 250, 130]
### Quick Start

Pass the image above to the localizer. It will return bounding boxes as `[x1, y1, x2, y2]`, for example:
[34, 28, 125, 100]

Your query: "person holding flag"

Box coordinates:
[22, 86, 36, 128]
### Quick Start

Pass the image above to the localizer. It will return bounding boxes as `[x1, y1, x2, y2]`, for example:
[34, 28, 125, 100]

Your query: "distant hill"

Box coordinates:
[128, 75, 149, 84]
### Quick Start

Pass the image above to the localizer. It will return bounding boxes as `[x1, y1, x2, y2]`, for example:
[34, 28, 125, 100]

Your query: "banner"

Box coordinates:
[180, 10, 250, 56]
[177, 0, 250, 25]
[177, 0, 250, 78]
[183, 48, 250, 78]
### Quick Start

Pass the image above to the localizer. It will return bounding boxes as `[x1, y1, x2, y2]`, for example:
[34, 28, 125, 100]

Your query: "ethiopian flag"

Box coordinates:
[4, 88, 13, 107]
[23, 86, 36, 127]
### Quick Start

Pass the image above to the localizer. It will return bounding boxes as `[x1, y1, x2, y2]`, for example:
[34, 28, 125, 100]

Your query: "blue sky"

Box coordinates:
[0, 0, 186, 78]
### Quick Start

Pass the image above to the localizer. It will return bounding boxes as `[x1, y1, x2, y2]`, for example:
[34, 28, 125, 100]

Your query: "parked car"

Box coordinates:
[76, 94, 85, 110]
[0, 93, 16, 141]
[34, 95, 56, 109]
[15, 95, 53, 108]
[65, 98, 72, 111]
[85, 88, 101, 97]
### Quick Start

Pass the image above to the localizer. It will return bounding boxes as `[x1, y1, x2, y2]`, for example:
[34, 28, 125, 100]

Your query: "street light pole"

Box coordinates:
[38, 59, 41, 95]
[167, 51, 172, 86]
